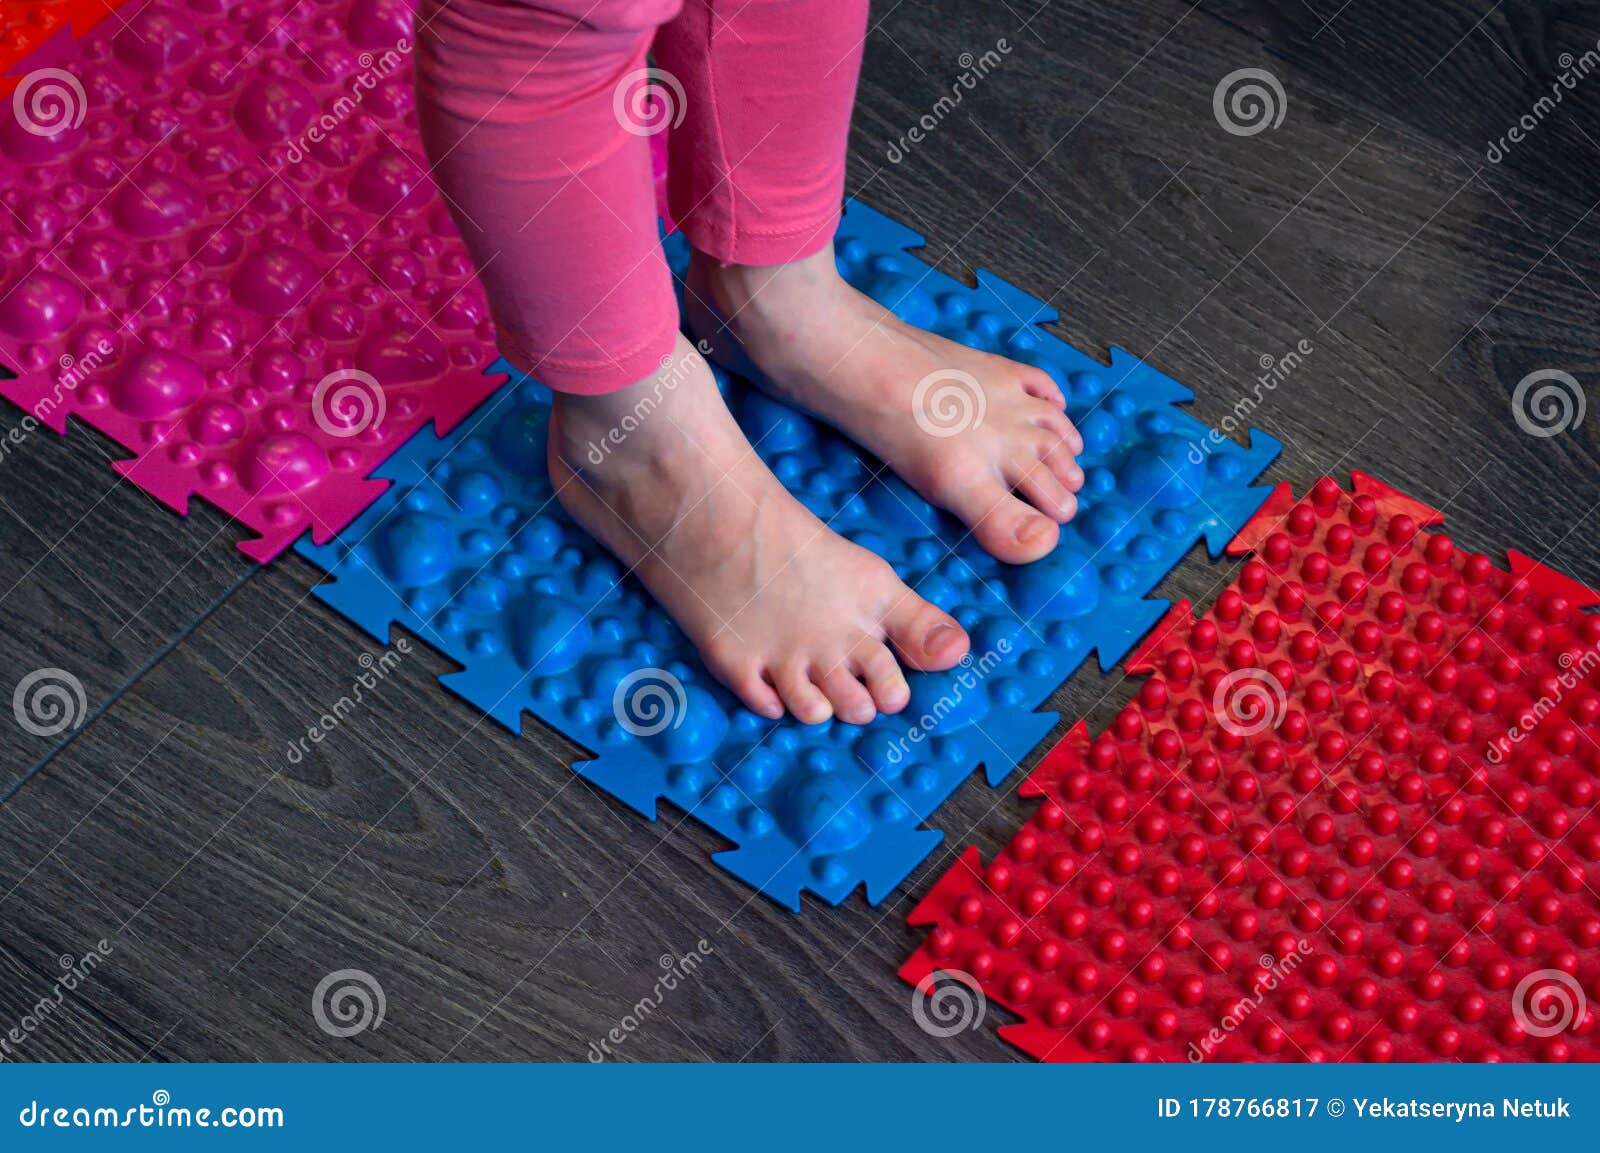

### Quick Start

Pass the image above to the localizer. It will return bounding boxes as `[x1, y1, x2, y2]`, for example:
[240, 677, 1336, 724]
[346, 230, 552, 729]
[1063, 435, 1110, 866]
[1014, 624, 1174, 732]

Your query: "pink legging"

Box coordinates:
[415, 0, 869, 394]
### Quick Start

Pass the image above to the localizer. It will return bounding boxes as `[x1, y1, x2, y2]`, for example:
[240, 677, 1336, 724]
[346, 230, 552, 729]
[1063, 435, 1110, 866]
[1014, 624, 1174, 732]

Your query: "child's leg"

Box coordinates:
[414, 0, 969, 725]
[415, 0, 681, 392]
[658, 0, 1086, 564]
[655, 0, 866, 267]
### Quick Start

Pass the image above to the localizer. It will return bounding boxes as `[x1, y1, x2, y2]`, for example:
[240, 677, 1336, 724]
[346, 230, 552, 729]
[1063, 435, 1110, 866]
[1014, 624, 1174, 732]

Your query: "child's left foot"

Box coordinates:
[686, 247, 1085, 564]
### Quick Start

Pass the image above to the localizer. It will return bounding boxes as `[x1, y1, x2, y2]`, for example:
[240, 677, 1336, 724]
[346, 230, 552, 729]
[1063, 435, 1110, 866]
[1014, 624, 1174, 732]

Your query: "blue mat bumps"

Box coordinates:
[297, 200, 1281, 910]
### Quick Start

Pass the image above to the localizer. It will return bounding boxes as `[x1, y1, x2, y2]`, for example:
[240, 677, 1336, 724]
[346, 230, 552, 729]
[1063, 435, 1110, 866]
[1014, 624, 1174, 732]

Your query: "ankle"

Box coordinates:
[689, 246, 840, 318]
[550, 335, 715, 469]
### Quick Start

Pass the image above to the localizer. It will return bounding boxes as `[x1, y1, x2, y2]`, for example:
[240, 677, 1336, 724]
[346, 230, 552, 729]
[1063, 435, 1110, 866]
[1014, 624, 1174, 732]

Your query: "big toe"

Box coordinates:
[952, 481, 1060, 564]
[884, 593, 969, 671]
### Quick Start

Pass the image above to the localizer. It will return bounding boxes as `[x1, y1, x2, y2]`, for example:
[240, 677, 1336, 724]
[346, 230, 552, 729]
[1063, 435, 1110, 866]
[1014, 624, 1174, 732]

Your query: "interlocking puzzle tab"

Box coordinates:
[0, 0, 504, 559]
[297, 199, 1281, 910]
[1, 0, 125, 92]
[904, 472, 1600, 1060]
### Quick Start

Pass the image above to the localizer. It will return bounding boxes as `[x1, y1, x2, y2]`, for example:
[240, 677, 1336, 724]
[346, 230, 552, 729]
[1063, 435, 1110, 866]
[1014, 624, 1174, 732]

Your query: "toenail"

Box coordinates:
[926, 622, 959, 652]
[1017, 516, 1051, 543]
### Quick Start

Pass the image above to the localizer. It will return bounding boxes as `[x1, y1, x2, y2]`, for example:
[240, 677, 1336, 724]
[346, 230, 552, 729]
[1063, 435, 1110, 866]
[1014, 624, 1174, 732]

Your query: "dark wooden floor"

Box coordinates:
[1, 0, 1596, 1061]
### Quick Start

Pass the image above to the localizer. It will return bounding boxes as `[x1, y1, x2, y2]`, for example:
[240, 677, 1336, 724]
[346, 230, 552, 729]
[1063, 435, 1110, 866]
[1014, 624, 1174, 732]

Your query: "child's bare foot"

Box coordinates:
[686, 247, 1085, 564]
[548, 334, 970, 725]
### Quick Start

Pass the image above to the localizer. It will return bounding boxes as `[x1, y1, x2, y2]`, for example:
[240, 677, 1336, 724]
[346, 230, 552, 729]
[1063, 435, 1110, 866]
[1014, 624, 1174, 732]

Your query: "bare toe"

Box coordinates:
[1036, 415, 1088, 466]
[1014, 364, 1066, 408]
[855, 642, 913, 713]
[776, 664, 833, 726]
[727, 665, 785, 720]
[1013, 464, 1077, 523]
[1033, 410, 1084, 458]
[553, 332, 993, 728]
[817, 663, 877, 725]
[883, 595, 968, 672]
[1039, 438, 1085, 492]
[949, 480, 1059, 564]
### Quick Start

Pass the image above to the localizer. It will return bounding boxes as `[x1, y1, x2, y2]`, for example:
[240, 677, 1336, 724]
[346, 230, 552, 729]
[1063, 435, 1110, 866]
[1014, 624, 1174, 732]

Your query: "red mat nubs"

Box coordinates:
[1, 0, 123, 92]
[903, 472, 1600, 1062]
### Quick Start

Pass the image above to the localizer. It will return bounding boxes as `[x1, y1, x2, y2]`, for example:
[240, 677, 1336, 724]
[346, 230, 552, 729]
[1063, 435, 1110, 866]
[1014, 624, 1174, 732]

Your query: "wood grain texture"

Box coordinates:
[0, 411, 255, 796]
[0, 557, 1034, 1061]
[0, 0, 1595, 1061]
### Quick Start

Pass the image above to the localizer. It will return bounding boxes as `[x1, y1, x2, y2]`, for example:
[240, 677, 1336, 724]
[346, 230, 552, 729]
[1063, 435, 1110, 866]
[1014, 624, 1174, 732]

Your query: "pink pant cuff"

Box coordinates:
[674, 203, 843, 268]
[501, 320, 681, 396]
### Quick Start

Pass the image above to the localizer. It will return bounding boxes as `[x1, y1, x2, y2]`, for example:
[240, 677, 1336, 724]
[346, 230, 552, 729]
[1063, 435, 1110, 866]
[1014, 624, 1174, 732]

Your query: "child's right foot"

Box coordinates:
[547, 335, 970, 725]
